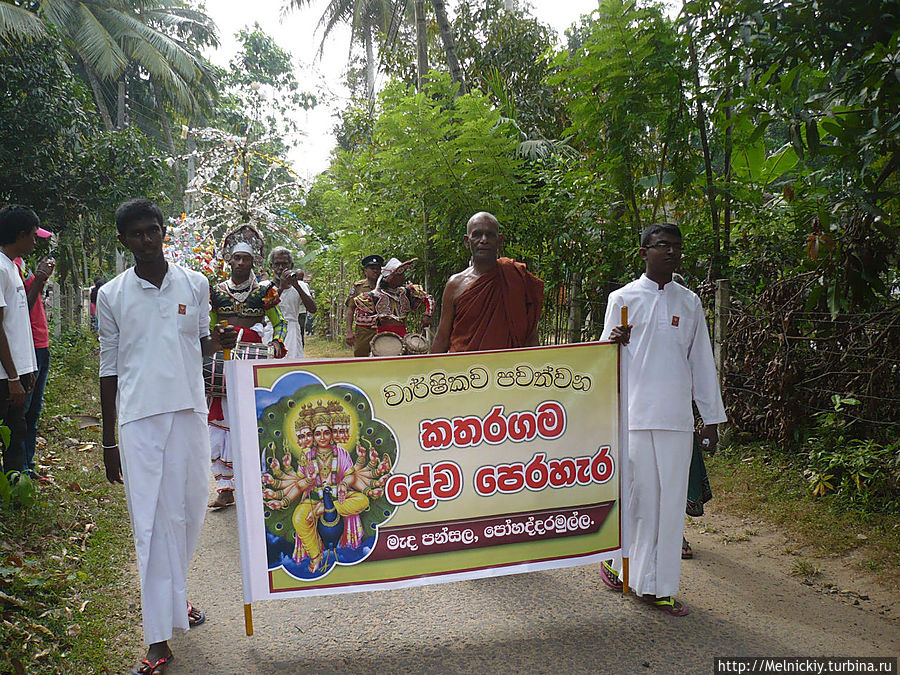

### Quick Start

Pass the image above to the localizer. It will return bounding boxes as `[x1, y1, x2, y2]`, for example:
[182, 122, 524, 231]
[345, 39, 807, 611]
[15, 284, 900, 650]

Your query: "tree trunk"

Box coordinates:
[430, 0, 466, 96]
[415, 0, 429, 92]
[117, 77, 126, 129]
[152, 78, 184, 210]
[650, 138, 669, 222]
[722, 96, 733, 270]
[364, 23, 376, 101]
[81, 59, 114, 131]
[688, 35, 720, 279]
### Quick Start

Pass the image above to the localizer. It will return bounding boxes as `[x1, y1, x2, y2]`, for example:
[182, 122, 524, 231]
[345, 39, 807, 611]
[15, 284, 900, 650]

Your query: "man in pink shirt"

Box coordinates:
[15, 230, 54, 478]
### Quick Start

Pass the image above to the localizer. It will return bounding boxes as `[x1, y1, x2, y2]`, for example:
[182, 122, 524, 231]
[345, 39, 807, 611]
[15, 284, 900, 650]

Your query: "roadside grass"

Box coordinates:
[0, 330, 138, 674]
[707, 441, 900, 588]
[304, 334, 353, 359]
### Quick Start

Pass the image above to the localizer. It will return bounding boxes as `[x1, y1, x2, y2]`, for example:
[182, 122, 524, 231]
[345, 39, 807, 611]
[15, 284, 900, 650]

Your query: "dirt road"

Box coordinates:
[142, 494, 898, 674]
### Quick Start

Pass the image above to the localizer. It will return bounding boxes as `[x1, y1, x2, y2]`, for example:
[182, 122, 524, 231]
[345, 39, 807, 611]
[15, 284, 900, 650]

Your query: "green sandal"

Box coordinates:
[645, 595, 689, 616]
[600, 560, 623, 591]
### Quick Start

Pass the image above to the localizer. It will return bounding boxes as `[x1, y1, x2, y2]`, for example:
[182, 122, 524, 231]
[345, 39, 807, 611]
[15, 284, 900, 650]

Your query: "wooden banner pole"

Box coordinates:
[619, 305, 630, 595]
[220, 322, 251, 632]
[244, 603, 254, 636]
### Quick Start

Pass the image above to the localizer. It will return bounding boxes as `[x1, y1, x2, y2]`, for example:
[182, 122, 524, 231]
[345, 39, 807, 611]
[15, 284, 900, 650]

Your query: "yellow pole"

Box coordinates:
[220, 320, 231, 361]
[244, 603, 253, 636]
[620, 305, 629, 594]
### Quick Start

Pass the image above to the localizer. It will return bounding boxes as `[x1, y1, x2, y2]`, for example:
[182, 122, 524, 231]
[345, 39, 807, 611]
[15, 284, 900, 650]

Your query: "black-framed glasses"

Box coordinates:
[645, 241, 683, 252]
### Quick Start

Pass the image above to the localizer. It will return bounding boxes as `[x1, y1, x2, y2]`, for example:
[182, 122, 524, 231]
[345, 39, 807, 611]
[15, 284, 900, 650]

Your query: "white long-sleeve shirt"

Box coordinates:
[98, 264, 210, 425]
[601, 274, 726, 432]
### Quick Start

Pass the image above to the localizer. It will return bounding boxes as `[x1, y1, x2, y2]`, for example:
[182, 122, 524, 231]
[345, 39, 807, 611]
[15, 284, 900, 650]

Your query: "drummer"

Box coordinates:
[353, 257, 434, 347]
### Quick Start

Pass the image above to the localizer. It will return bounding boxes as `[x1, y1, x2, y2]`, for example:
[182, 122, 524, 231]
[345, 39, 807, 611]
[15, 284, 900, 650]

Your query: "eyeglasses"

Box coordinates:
[644, 241, 683, 252]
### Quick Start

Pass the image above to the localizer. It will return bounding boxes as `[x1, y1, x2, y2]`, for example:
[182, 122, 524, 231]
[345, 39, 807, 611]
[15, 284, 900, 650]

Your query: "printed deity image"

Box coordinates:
[258, 376, 396, 579]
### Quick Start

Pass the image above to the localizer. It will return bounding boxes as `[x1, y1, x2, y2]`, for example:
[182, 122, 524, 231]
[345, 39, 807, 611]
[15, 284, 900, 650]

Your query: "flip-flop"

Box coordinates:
[187, 601, 205, 627]
[682, 538, 693, 559]
[600, 560, 623, 591]
[645, 596, 689, 616]
[132, 654, 174, 675]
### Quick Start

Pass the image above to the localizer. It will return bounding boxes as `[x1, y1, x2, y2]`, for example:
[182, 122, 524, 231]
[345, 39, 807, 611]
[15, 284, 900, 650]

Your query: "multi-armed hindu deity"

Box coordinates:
[262, 399, 392, 573]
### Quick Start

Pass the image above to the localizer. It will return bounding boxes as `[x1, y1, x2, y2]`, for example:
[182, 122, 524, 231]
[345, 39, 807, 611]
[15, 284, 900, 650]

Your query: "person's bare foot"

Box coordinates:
[208, 490, 235, 508]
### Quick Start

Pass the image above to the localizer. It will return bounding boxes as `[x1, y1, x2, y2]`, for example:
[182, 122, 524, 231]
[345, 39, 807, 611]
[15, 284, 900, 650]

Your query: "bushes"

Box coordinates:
[48, 327, 97, 378]
[804, 396, 900, 513]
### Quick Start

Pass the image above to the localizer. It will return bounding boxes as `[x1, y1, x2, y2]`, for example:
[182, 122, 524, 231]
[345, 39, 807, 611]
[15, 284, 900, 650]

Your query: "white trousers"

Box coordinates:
[209, 398, 233, 492]
[284, 318, 304, 360]
[613, 430, 692, 598]
[119, 410, 209, 645]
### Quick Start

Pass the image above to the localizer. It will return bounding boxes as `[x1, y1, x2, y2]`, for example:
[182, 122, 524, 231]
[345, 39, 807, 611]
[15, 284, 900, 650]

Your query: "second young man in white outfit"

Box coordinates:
[600, 222, 726, 617]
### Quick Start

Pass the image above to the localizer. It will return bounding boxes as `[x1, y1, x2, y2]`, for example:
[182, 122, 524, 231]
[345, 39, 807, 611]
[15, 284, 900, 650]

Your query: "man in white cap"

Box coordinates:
[352, 257, 433, 349]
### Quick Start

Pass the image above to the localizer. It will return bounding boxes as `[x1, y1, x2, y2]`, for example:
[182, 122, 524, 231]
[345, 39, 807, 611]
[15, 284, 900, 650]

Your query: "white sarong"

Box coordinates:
[209, 400, 233, 492]
[119, 409, 209, 645]
[612, 429, 692, 598]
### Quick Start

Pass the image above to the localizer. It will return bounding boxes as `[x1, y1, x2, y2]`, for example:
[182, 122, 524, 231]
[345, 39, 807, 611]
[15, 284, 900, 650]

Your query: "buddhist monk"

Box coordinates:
[431, 212, 544, 353]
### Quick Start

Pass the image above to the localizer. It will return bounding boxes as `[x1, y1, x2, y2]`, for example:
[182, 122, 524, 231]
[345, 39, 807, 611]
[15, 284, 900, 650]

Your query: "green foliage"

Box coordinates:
[304, 72, 524, 297]
[548, 0, 697, 230]
[804, 396, 900, 512]
[452, 0, 565, 140]
[682, 0, 900, 305]
[49, 328, 97, 378]
[0, 471, 36, 509]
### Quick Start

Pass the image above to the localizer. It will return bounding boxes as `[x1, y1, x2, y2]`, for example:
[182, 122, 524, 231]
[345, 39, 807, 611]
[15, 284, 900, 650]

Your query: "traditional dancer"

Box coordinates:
[98, 198, 236, 674]
[269, 246, 316, 359]
[207, 226, 286, 508]
[344, 254, 383, 357]
[599, 222, 726, 616]
[431, 211, 544, 353]
[353, 257, 433, 342]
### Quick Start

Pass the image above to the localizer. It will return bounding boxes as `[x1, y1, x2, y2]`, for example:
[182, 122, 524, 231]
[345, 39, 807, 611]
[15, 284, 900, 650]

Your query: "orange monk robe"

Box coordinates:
[449, 257, 544, 353]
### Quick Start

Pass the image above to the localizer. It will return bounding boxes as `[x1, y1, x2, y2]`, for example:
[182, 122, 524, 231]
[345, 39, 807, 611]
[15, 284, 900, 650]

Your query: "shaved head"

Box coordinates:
[466, 211, 500, 235]
[464, 211, 502, 265]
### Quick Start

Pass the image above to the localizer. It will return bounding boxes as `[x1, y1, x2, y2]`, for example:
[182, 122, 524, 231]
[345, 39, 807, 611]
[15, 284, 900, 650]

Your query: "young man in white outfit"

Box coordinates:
[600, 222, 726, 616]
[0, 205, 40, 474]
[98, 199, 236, 674]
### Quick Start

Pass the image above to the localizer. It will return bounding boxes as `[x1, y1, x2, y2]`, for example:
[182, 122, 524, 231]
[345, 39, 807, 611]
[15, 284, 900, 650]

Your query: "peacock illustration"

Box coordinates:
[316, 486, 344, 572]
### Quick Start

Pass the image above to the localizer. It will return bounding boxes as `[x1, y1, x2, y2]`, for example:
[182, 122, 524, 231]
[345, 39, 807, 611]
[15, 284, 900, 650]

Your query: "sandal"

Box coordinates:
[187, 601, 205, 627]
[645, 595, 689, 616]
[208, 490, 235, 509]
[682, 537, 693, 559]
[132, 654, 173, 675]
[600, 560, 623, 591]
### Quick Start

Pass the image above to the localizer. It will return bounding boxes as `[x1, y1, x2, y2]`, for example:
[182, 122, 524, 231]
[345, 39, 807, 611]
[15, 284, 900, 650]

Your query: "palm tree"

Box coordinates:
[429, 0, 465, 94]
[0, 0, 218, 129]
[285, 0, 395, 100]
[284, 0, 465, 99]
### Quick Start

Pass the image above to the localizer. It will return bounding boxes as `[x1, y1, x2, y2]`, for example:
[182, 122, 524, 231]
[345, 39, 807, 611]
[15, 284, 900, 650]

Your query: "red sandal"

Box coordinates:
[132, 654, 173, 675]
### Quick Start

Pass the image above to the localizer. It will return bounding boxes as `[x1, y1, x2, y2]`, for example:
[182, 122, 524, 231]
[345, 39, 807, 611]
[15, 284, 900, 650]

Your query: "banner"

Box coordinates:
[227, 342, 623, 601]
